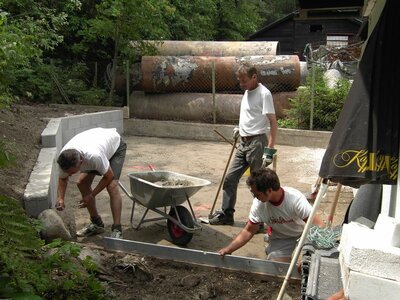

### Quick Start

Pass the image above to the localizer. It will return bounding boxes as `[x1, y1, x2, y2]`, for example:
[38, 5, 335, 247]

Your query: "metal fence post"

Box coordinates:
[211, 62, 216, 124]
[310, 62, 315, 130]
[93, 62, 98, 87]
[126, 59, 130, 106]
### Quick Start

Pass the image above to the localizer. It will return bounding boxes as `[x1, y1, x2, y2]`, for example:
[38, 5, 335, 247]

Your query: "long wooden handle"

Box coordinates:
[213, 129, 237, 148]
[209, 136, 238, 217]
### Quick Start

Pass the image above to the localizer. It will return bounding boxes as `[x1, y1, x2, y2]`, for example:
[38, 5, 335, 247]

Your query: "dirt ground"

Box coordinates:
[0, 103, 353, 299]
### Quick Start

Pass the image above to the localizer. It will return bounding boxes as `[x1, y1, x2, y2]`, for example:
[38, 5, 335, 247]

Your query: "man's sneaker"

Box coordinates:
[110, 229, 123, 239]
[76, 223, 105, 237]
[209, 211, 234, 225]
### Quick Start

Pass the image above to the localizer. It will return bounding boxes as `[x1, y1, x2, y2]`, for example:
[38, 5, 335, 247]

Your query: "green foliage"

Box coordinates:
[277, 117, 299, 129]
[0, 141, 15, 168]
[165, 0, 217, 40]
[42, 240, 105, 300]
[14, 60, 109, 105]
[0, 0, 297, 104]
[78, 0, 174, 99]
[81, 0, 173, 60]
[282, 67, 351, 131]
[0, 196, 47, 297]
[0, 3, 66, 106]
[214, 0, 266, 40]
[261, 0, 297, 23]
[0, 196, 106, 299]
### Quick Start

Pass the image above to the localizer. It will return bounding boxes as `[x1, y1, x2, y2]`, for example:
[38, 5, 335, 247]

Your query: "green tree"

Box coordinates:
[261, 0, 297, 24]
[0, 0, 299, 105]
[166, 0, 218, 40]
[80, 0, 173, 101]
[215, 0, 266, 40]
[0, 0, 66, 106]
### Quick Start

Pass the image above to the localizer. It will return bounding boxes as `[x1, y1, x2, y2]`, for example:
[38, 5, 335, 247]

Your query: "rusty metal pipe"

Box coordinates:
[140, 55, 301, 93]
[132, 40, 280, 57]
[128, 91, 296, 123]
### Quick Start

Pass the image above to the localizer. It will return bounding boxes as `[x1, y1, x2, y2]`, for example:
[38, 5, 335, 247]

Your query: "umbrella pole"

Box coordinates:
[276, 178, 329, 300]
[327, 183, 342, 227]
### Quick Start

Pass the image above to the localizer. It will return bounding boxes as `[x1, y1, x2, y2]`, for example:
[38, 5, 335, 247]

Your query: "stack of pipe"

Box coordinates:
[127, 40, 304, 123]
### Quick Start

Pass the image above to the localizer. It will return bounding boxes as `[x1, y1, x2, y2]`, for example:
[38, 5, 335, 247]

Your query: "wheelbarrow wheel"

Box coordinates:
[167, 205, 194, 246]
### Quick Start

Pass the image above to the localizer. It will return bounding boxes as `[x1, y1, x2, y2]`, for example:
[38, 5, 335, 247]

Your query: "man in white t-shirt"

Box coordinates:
[56, 127, 127, 239]
[218, 168, 324, 262]
[209, 63, 277, 227]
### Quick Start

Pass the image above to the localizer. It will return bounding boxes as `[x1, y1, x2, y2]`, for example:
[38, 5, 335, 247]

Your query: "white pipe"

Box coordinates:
[276, 180, 329, 300]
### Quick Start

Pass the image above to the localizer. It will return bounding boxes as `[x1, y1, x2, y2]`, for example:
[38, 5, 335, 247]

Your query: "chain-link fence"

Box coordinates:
[46, 39, 362, 129]
[122, 55, 304, 124]
[296, 39, 363, 131]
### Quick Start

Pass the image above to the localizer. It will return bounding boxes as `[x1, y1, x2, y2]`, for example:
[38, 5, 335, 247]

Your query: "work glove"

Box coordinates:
[232, 126, 240, 140]
[262, 147, 277, 168]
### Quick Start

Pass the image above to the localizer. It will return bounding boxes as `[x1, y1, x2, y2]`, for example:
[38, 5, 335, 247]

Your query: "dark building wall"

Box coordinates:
[294, 19, 361, 58]
[250, 17, 361, 60]
[250, 20, 295, 56]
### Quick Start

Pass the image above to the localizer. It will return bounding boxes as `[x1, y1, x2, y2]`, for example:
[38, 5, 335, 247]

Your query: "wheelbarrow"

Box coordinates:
[119, 171, 211, 246]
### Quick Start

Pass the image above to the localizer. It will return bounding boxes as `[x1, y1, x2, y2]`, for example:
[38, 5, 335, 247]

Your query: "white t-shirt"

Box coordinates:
[58, 128, 121, 178]
[239, 83, 275, 136]
[249, 187, 312, 239]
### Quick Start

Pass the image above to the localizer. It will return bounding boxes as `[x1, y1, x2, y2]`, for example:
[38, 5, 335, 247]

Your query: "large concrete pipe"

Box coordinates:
[140, 55, 301, 93]
[129, 91, 297, 123]
[132, 40, 280, 56]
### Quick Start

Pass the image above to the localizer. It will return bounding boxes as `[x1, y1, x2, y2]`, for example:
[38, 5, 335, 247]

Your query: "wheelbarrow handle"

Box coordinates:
[118, 181, 133, 199]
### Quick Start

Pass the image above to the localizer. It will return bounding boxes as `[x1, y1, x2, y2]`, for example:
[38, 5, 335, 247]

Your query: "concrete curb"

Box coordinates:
[124, 119, 332, 149]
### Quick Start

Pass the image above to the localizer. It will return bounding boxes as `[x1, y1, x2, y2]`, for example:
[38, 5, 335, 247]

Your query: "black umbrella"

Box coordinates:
[319, 0, 400, 188]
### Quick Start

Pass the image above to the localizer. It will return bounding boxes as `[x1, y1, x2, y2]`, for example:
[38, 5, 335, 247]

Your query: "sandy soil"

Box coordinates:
[66, 134, 353, 299]
[69, 136, 352, 257]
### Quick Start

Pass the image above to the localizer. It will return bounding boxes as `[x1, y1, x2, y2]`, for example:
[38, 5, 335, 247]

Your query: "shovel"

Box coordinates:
[200, 133, 239, 224]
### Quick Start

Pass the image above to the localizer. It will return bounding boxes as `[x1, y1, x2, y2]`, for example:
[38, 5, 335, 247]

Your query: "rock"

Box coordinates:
[78, 247, 105, 272]
[180, 274, 201, 288]
[38, 209, 72, 243]
[323, 69, 342, 89]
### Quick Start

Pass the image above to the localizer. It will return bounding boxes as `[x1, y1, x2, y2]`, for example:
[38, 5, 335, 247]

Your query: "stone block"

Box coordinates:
[374, 214, 400, 247]
[24, 148, 57, 217]
[41, 118, 62, 147]
[339, 222, 400, 282]
[346, 271, 400, 300]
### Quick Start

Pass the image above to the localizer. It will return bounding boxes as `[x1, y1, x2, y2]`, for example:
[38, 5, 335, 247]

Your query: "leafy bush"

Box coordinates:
[281, 67, 352, 131]
[11, 60, 110, 105]
[0, 6, 66, 107]
[0, 141, 15, 168]
[0, 196, 106, 300]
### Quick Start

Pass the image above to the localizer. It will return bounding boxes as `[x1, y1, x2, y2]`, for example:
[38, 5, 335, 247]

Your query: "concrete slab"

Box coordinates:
[67, 135, 353, 260]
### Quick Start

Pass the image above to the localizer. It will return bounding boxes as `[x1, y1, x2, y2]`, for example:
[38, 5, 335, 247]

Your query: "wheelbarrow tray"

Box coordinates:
[127, 171, 211, 209]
